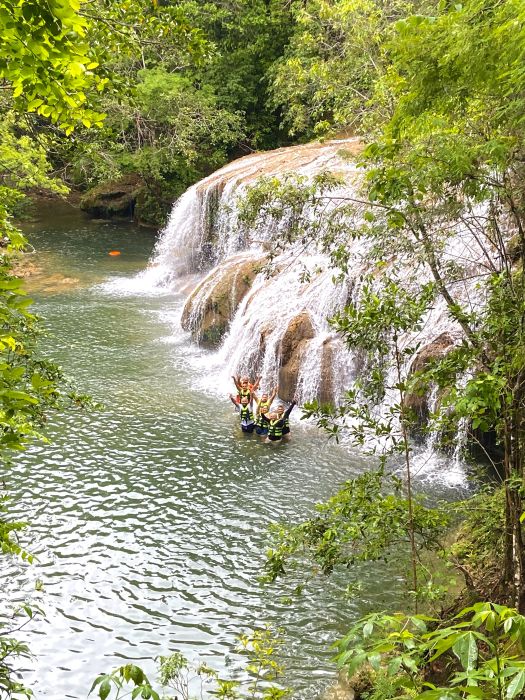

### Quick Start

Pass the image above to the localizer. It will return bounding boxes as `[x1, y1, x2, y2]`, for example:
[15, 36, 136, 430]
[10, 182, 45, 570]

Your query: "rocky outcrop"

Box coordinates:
[181, 257, 261, 347]
[278, 315, 342, 404]
[280, 313, 315, 365]
[80, 175, 142, 220]
[406, 332, 455, 430]
[278, 316, 342, 404]
[410, 332, 455, 374]
[279, 337, 312, 402]
[278, 313, 315, 401]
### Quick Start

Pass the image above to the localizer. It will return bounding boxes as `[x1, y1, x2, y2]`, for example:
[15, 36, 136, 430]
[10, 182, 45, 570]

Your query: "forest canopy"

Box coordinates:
[1, 0, 437, 226]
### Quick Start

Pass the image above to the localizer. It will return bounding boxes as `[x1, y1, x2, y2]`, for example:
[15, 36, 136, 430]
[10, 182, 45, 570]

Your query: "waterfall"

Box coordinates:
[137, 138, 363, 404]
[115, 137, 503, 482]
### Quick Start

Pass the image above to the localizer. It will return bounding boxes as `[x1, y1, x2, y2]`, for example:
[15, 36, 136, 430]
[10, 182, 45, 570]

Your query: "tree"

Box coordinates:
[360, 0, 525, 610]
[0, 0, 106, 132]
[68, 67, 244, 223]
[52, 0, 296, 223]
[176, 0, 298, 148]
[268, 0, 427, 139]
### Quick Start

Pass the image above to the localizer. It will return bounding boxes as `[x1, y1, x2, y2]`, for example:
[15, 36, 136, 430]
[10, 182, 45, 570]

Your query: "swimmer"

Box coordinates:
[253, 386, 278, 437]
[275, 403, 293, 440]
[260, 399, 297, 443]
[231, 375, 261, 402]
[229, 394, 256, 433]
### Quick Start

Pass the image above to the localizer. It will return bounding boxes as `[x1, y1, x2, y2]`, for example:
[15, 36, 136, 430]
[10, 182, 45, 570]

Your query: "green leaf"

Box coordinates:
[89, 676, 103, 695]
[452, 633, 478, 672]
[363, 622, 373, 638]
[388, 656, 402, 676]
[455, 686, 485, 698]
[507, 669, 525, 699]
[99, 679, 111, 700]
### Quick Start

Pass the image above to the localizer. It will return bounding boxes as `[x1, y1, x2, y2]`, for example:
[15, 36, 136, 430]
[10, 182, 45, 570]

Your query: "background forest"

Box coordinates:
[2, 0, 419, 226]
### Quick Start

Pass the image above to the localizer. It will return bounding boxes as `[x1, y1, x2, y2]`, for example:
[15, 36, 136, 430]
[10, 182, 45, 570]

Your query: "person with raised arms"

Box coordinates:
[253, 386, 278, 438]
[260, 399, 297, 443]
[231, 375, 261, 402]
[275, 402, 293, 440]
[229, 393, 256, 434]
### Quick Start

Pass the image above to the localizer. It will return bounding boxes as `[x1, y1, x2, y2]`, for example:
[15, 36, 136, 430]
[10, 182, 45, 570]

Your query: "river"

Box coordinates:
[3, 201, 466, 699]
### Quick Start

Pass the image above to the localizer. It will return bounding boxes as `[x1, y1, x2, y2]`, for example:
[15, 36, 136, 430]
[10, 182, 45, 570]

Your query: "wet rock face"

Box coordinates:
[278, 313, 315, 401]
[181, 257, 261, 347]
[280, 313, 315, 365]
[80, 175, 142, 220]
[411, 332, 455, 373]
[278, 313, 315, 400]
[406, 332, 455, 433]
[279, 338, 312, 402]
[277, 316, 341, 405]
[319, 338, 338, 405]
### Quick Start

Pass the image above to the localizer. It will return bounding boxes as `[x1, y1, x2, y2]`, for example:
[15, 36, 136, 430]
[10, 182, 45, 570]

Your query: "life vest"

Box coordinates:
[268, 418, 283, 439]
[257, 400, 271, 426]
[240, 404, 254, 424]
[239, 387, 252, 401]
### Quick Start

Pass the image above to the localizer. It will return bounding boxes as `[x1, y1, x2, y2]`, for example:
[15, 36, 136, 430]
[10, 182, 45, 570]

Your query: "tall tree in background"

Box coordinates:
[362, 0, 525, 609]
[269, 0, 428, 138]
[55, 0, 300, 224]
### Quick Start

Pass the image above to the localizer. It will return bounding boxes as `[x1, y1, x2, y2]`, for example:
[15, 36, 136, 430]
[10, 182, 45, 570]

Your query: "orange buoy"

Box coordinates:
[109, 250, 121, 256]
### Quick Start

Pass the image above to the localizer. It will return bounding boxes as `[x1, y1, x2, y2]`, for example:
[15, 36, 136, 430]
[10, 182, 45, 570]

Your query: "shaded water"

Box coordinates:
[4, 203, 462, 699]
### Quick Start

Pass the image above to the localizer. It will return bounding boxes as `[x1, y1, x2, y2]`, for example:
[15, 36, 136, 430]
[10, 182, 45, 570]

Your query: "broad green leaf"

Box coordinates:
[99, 679, 111, 700]
[452, 633, 478, 672]
[507, 669, 525, 699]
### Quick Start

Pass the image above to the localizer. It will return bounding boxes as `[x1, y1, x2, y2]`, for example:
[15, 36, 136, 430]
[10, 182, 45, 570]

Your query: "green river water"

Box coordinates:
[4, 202, 466, 699]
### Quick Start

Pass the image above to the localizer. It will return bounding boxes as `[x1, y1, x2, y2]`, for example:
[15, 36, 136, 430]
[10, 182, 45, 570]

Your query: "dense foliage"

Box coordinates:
[1, 0, 430, 225]
[335, 603, 525, 700]
[238, 0, 525, 695]
[50, 0, 303, 223]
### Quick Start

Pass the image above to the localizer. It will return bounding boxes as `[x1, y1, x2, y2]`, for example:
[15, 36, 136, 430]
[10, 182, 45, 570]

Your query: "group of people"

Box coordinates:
[228, 375, 296, 443]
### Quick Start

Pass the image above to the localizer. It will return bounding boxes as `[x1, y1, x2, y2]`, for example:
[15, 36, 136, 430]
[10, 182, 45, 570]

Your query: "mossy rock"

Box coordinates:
[80, 175, 143, 220]
[181, 257, 262, 348]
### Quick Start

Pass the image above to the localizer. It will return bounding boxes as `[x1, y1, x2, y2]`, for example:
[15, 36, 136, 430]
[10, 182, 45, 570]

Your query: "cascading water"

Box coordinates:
[115, 137, 502, 485]
[130, 139, 364, 404]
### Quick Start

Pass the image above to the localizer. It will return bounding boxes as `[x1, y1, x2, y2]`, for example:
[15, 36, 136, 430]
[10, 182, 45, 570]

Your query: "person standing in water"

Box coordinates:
[253, 386, 278, 437]
[229, 394, 256, 433]
[261, 400, 297, 443]
[276, 403, 293, 440]
[231, 375, 261, 402]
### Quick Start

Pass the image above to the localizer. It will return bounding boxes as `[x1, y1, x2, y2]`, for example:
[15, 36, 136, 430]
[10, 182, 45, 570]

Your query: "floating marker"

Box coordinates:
[109, 250, 121, 256]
